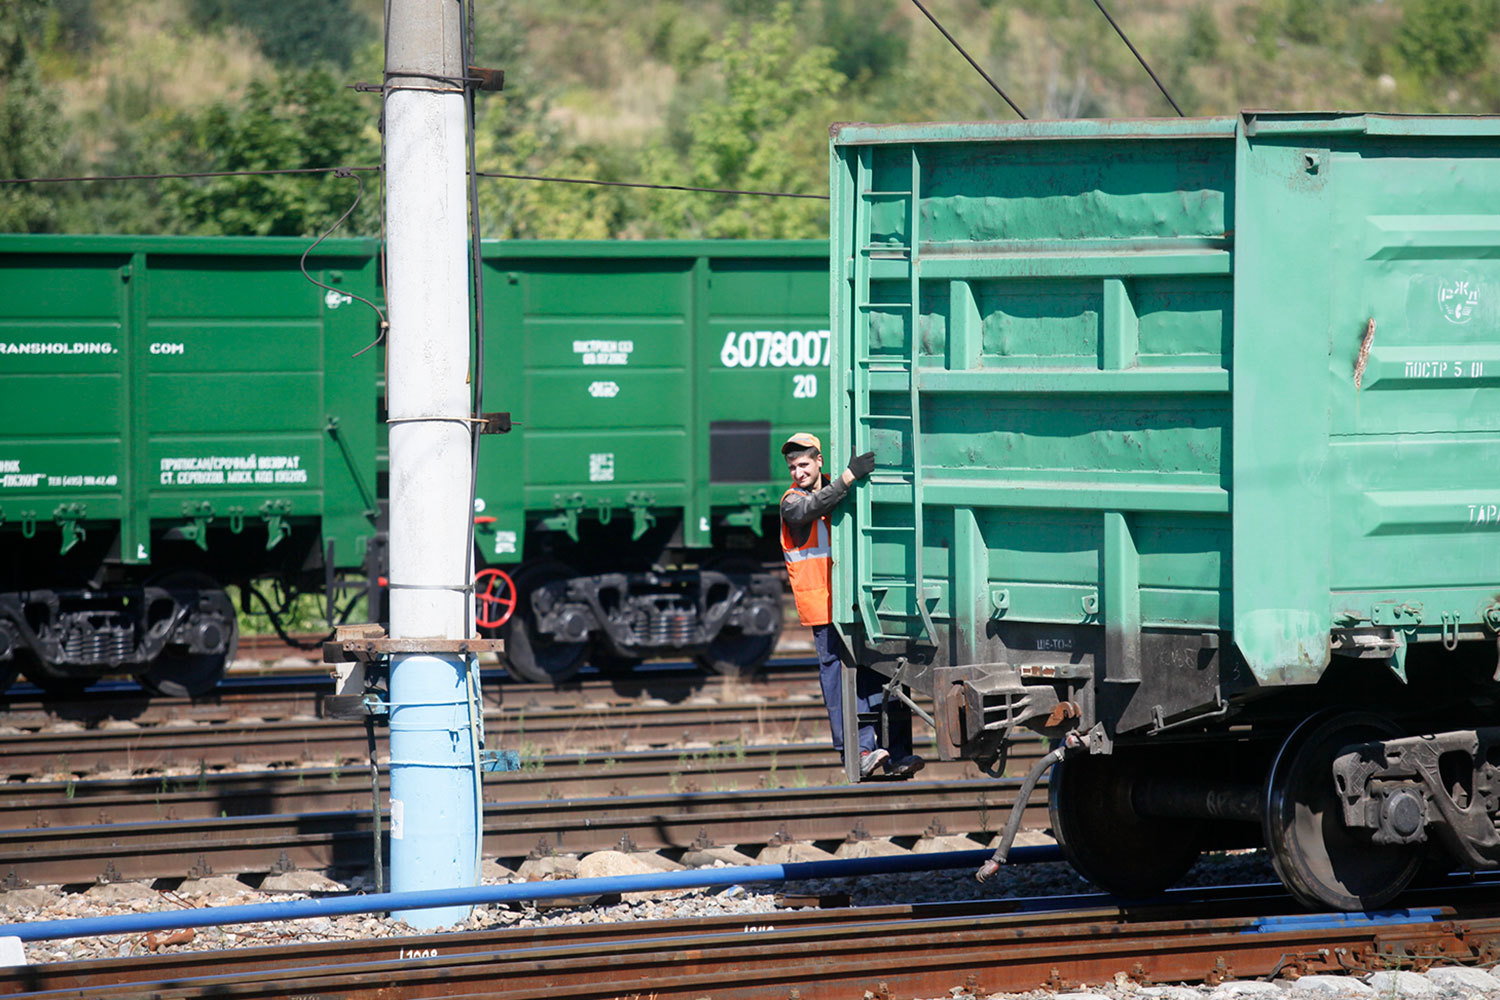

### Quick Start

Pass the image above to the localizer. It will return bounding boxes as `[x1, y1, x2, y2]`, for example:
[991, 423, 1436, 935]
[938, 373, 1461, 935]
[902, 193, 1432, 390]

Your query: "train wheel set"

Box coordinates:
[1045, 713, 1435, 912]
[1262, 712, 1425, 911]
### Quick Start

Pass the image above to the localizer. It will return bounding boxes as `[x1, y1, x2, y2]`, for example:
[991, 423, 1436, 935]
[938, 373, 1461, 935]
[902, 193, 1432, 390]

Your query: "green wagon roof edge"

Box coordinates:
[0, 235, 829, 259]
[477, 239, 828, 259]
[0, 233, 382, 256]
[830, 112, 1500, 146]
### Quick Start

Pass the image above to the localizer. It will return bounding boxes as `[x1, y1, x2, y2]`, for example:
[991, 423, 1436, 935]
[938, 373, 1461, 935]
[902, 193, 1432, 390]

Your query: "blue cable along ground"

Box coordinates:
[5, 846, 1060, 943]
[1242, 908, 1443, 933]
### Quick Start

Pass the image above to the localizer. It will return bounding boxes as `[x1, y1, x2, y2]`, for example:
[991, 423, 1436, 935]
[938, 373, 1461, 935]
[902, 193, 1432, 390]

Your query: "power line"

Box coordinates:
[0, 166, 381, 186]
[294, 168, 389, 356]
[908, 0, 1027, 120]
[0, 165, 827, 200]
[1090, 0, 1184, 117]
[474, 171, 828, 200]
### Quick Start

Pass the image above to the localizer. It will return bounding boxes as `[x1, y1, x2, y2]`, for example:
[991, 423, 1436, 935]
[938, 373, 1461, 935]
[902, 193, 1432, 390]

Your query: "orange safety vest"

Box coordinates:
[781, 486, 832, 627]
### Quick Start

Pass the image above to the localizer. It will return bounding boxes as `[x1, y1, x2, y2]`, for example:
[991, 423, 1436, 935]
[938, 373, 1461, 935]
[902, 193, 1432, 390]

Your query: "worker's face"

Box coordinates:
[786, 451, 823, 490]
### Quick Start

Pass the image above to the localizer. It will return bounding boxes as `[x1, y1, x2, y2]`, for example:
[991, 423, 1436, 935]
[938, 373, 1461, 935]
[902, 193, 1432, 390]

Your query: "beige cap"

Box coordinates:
[781, 432, 822, 455]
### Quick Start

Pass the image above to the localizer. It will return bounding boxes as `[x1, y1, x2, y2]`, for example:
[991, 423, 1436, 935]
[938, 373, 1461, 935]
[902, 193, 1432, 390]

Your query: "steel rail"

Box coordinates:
[9, 893, 1500, 999]
[0, 778, 1043, 886]
[0, 701, 854, 778]
[2, 743, 1036, 829]
[0, 887, 1294, 993]
[231, 630, 819, 663]
[0, 660, 824, 731]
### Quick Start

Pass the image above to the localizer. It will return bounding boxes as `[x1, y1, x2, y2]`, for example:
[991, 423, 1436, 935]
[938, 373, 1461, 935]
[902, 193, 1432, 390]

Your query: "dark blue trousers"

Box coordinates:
[813, 623, 912, 758]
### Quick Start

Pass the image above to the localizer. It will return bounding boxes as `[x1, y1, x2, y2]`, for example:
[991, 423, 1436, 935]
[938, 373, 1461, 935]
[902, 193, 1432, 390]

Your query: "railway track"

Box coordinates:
[0, 776, 1038, 886]
[0, 699, 854, 778]
[230, 630, 819, 668]
[8, 885, 1499, 999]
[2, 743, 1037, 828]
[0, 659, 823, 732]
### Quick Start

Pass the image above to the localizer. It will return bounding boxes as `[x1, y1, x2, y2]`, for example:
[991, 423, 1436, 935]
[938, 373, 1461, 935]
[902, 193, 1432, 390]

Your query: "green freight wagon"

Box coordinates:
[464, 240, 830, 682]
[829, 113, 1500, 910]
[0, 235, 379, 696]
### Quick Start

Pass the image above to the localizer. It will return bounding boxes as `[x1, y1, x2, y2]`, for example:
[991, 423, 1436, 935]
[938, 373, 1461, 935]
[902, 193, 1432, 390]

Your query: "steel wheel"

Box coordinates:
[137, 572, 236, 697]
[1050, 749, 1204, 898]
[1263, 711, 1421, 911]
[496, 561, 588, 685]
[694, 626, 778, 677]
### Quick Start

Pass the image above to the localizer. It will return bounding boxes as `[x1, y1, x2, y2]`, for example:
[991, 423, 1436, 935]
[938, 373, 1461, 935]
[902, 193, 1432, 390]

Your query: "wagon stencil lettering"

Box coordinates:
[1439, 277, 1479, 324]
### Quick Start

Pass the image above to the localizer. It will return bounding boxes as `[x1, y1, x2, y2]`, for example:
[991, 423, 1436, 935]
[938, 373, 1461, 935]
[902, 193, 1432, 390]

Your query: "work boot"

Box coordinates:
[885, 754, 925, 778]
[857, 748, 890, 779]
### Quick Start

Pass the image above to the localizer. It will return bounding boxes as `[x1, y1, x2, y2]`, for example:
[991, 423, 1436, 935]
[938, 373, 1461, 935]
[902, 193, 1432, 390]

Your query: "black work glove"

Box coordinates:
[847, 449, 875, 480]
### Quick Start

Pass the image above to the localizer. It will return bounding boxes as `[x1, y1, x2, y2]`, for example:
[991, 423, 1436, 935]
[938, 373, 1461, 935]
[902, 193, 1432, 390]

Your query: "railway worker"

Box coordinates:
[780, 432, 924, 781]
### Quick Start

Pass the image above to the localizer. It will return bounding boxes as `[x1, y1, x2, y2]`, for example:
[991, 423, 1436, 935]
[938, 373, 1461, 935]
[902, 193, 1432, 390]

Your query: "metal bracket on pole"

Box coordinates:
[479, 749, 521, 772]
[325, 633, 507, 662]
[468, 67, 504, 91]
[479, 412, 512, 434]
[322, 623, 504, 720]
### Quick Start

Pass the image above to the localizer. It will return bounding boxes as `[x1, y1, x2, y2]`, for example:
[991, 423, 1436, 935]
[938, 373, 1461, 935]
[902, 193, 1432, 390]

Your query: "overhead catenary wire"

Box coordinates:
[474, 170, 828, 200]
[1089, 0, 1184, 117]
[907, 0, 1027, 119]
[0, 165, 383, 185]
[0, 166, 825, 199]
[4, 7, 1192, 206]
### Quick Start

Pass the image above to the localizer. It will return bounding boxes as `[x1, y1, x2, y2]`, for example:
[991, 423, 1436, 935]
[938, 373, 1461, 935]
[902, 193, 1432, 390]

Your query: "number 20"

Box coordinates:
[793, 373, 818, 398]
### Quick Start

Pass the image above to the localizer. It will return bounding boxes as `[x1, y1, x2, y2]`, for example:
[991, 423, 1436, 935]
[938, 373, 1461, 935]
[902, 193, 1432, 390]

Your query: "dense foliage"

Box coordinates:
[4, 0, 1498, 238]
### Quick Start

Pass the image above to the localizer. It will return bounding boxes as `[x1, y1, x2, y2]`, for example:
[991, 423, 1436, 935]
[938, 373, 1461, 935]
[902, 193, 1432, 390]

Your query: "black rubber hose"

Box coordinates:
[976, 743, 1071, 882]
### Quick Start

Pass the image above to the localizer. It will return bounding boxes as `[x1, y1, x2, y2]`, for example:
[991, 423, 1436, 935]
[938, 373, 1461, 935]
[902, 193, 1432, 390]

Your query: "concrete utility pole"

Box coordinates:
[383, 0, 479, 928]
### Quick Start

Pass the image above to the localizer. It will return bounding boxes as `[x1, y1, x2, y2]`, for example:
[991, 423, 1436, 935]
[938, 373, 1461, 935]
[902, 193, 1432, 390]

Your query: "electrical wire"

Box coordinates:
[295, 168, 391, 355]
[459, 0, 488, 876]
[374, 0, 393, 408]
[3, 165, 825, 201]
[907, 0, 1027, 119]
[461, 0, 484, 654]
[0, 166, 381, 185]
[477, 170, 834, 199]
[242, 582, 364, 649]
[1089, 0, 1184, 117]
[473, 170, 828, 199]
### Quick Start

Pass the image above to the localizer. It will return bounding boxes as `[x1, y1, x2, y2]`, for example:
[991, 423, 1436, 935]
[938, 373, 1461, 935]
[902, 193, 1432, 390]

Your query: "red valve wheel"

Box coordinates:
[474, 567, 517, 628]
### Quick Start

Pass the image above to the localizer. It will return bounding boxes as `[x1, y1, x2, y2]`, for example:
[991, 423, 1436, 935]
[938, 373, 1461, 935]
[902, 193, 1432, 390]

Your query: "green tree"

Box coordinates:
[1397, 0, 1497, 79]
[1282, 0, 1330, 46]
[639, 2, 845, 238]
[188, 0, 375, 69]
[0, 1, 68, 231]
[158, 68, 380, 236]
[1180, 5, 1220, 64]
[472, 99, 624, 239]
[820, 0, 908, 86]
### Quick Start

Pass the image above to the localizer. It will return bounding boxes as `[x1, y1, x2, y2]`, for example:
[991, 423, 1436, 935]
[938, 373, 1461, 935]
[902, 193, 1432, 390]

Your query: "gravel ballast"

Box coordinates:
[3, 845, 1497, 999]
